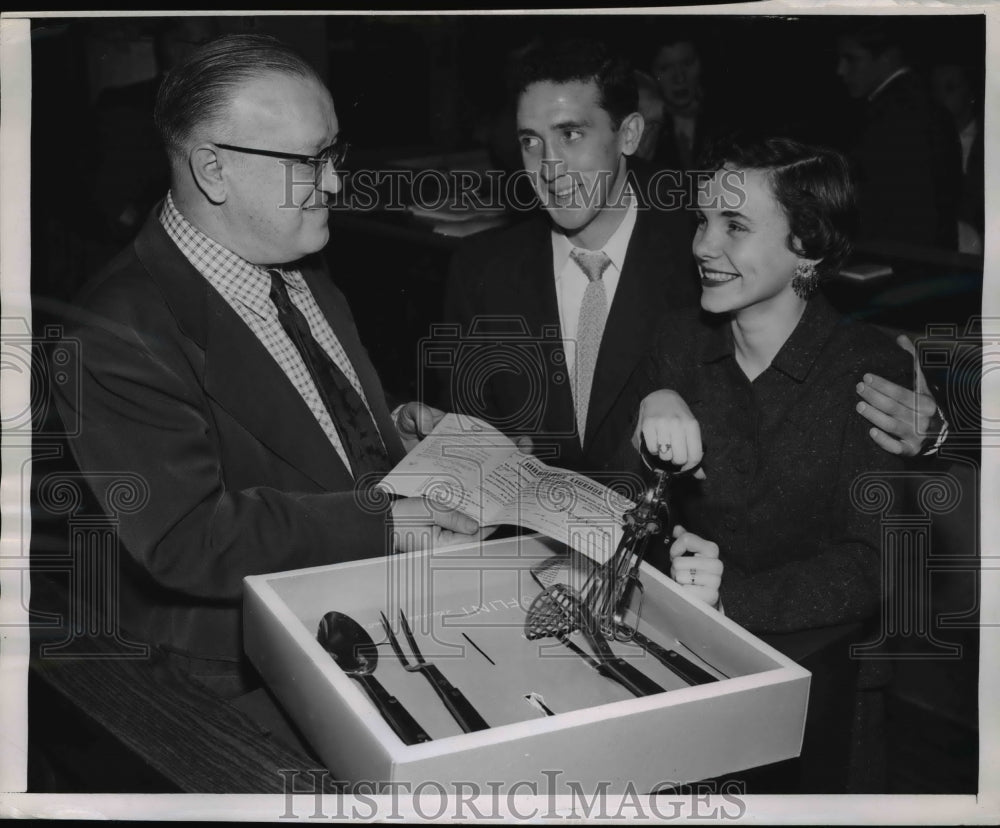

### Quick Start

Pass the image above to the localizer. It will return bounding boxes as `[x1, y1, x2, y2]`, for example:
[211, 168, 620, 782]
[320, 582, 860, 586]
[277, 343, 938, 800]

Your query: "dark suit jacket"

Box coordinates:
[438, 184, 699, 477]
[54, 208, 405, 664]
[850, 70, 962, 250]
[623, 298, 910, 634]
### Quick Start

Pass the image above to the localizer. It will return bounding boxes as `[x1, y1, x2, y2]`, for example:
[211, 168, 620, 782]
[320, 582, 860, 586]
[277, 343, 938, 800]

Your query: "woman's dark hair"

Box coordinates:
[698, 134, 859, 281]
[154, 34, 321, 165]
[508, 37, 637, 129]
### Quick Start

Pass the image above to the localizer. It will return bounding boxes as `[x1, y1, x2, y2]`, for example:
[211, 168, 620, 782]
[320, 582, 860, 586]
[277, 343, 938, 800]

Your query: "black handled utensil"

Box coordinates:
[380, 610, 490, 733]
[317, 611, 431, 745]
[619, 624, 719, 685]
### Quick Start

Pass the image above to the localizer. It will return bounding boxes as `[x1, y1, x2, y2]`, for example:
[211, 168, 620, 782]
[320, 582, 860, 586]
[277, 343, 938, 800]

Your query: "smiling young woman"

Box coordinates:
[627, 135, 911, 634]
[616, 136, 917, 791]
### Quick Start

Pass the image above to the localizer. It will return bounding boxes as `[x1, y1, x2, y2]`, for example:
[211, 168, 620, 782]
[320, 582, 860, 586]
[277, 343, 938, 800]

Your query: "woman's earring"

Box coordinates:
[791, 261, 819, 299]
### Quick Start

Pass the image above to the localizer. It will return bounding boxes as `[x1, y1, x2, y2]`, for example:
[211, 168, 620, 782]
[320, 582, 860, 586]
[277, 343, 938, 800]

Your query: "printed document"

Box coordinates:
[378, 414, 636, 563]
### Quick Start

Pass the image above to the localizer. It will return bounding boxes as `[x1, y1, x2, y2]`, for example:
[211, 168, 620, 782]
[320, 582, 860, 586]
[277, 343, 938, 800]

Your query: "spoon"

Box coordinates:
[317, 611, 431, 745]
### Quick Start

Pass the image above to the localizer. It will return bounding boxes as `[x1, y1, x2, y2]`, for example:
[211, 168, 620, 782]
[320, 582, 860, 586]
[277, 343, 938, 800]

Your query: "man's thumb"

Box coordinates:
[435, 508, 479, 534]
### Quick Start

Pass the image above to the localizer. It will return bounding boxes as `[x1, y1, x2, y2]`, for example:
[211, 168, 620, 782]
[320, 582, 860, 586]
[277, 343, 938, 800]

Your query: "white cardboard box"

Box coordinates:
[243, 534, 810, 793]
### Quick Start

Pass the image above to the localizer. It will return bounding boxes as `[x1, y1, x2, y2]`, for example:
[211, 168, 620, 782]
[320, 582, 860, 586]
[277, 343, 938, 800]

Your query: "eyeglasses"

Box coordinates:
[214, 137, 350, 186]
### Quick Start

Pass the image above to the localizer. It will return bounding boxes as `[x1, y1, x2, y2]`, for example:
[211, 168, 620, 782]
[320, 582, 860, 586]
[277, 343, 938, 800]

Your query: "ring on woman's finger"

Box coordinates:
[690, 574, 697, 585]
[658, 442, 671, 453]
[690, 568, 697, 579]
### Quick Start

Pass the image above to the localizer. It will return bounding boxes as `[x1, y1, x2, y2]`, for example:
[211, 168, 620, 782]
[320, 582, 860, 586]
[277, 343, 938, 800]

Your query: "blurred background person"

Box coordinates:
[647, 31, 728, 172]
[633, 70, 666, 163]
[930, 61, 984, 254]
[835, 21, 962, 250]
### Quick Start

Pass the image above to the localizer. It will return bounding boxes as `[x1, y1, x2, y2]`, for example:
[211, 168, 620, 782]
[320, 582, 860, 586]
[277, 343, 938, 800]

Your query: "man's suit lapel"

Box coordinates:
[133, 212, 356, 490]
[204, 294, 359, 490]
[505, 218, 561, 332]
[584, 205, 665, 452]
[517, 223, 580, 464]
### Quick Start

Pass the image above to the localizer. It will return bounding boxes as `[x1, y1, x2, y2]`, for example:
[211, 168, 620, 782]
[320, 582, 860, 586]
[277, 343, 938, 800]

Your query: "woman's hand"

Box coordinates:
[634, 389, 704, 474]
[669, 524, 722, 609]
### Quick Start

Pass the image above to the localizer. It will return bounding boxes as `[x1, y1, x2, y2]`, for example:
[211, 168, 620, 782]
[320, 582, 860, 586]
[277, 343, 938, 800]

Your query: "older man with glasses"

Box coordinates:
[54, 34, 480, 698]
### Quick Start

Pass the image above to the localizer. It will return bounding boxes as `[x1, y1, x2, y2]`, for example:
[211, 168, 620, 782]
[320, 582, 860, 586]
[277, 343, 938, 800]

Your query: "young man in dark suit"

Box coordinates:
[54, 34, 479, 697]
[439, 39, 699, 479]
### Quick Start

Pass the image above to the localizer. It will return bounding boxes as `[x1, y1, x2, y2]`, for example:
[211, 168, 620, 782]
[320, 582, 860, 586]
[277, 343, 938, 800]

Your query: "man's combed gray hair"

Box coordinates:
[154, 33, 321, 164]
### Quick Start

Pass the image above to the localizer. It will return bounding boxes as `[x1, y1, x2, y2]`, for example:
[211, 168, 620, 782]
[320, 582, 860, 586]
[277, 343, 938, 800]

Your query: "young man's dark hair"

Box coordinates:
[508, 37, 638, 129]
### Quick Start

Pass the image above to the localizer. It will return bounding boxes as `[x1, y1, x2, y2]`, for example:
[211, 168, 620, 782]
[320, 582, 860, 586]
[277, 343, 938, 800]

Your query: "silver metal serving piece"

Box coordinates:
[531, 452, 674, 639]
[583, 463, 672, 638]
[527, 453, 725, 685]
[527, 559, 724, 686]
[525, 583, 665, 697]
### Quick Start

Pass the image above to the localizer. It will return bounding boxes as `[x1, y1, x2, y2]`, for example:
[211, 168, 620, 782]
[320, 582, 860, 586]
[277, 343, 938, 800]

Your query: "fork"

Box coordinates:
[380, 610, 490, 733]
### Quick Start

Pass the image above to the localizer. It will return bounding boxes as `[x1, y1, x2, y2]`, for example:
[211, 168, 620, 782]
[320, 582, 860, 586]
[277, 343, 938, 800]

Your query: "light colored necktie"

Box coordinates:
[570, 248, 612, 445]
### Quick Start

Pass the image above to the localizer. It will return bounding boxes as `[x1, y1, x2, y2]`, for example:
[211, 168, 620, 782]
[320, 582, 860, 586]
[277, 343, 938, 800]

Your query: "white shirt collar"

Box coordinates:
[868, 66, 911, 102]
[160, 191, 306, 320]
[551, 187, 638, 275]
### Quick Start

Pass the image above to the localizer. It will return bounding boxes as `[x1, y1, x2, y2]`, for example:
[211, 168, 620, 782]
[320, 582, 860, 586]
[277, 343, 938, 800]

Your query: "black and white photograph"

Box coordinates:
[0, 5, 993, 823]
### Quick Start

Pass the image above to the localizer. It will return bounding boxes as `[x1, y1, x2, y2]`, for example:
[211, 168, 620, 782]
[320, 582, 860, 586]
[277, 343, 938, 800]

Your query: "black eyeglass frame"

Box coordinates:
[213, 138, 350, 180]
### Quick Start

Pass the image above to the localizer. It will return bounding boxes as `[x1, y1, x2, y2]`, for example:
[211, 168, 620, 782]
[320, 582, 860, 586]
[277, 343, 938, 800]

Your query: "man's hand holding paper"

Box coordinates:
[379, 414, 636, 562]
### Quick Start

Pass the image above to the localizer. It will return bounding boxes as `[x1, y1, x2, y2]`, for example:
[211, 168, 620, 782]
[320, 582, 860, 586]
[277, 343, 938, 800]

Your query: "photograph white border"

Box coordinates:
[1, 3, 996, 822]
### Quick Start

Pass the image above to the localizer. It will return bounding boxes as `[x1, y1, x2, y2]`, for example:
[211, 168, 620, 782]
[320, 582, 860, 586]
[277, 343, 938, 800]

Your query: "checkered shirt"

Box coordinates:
[160, 192, 382, 476]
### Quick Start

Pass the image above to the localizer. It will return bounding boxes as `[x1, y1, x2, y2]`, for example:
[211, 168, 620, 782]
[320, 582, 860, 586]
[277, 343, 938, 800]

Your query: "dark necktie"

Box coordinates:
[268, 270, 390, 479]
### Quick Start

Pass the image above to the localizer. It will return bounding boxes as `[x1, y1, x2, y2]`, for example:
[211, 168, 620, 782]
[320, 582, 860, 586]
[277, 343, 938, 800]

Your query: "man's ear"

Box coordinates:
[617, 111, 645, 157]
[189, 143, 228, 204]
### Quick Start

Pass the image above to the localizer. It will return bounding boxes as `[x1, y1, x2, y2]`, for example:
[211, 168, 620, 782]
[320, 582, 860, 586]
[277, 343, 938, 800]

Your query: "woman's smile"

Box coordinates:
[699, 266, 740, 286]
